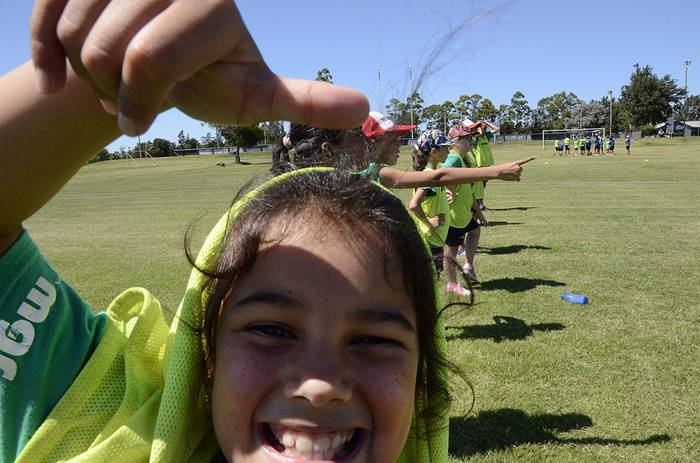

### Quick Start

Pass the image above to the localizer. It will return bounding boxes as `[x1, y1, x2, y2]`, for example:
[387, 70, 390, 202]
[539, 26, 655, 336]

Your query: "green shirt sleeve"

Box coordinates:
[356, 162, 383, 182]
[441, 153, 463, 169]
[0, 231, 107, 462]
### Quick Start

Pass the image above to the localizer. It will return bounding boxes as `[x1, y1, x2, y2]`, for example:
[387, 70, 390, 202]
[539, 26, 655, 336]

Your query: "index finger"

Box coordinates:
[514, 156, 536, 165]
[30, 0, 69, 94]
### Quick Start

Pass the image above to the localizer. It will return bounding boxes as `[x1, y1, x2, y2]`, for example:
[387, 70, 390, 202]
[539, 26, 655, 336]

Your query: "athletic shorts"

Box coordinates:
[445, 218, 480, 247]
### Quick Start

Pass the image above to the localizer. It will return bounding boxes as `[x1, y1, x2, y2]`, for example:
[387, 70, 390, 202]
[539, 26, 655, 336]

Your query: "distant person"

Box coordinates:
[585, 136, 592, 156]
[564, 135, 571, 155]
[573, 136, 580, 155]
[608, 135, 615, 155]
[471, 119, 500, 211]
[594, 135, 601, 155]
[625, 134, 631, 155]
[443, 122, 488, 294]
[408, 130, 453, 274]
[553, 138, 560, 156]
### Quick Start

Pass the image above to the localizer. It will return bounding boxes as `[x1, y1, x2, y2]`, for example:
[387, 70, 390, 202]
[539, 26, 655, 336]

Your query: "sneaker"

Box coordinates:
[462, 264, 478, 283]
[447, 282, 472, 297]
[457, 247, 466, 256]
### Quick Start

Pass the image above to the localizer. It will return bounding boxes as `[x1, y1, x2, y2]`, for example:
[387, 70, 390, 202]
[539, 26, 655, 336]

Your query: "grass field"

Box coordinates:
[25, 137, 699, 462]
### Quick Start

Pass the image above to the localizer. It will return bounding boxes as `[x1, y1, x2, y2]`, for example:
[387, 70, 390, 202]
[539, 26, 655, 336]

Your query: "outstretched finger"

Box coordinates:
[30, 0, 69, 93]
[514, 156, 536, 165]
[263, 77, 370, 128]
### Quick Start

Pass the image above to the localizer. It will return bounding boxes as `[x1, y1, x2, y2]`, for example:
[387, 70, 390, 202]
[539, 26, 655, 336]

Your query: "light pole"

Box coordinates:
[377, 65, 382, 112]
[409, 64, 414, 139]
[608, 90, 613, 138]
[684, 60, 692, 136]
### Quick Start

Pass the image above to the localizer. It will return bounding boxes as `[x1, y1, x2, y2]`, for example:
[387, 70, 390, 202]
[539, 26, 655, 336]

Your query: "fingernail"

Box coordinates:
[35, 69, 53, 94]
[100, 99, 118, 116]
[118, 112, 140, 136]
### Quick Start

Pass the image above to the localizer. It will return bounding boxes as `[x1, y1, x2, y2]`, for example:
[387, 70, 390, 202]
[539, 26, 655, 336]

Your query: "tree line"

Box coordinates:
[90, 63, 698, 163]
[386, 63, 698, 136]
[91, 121, 284, 163]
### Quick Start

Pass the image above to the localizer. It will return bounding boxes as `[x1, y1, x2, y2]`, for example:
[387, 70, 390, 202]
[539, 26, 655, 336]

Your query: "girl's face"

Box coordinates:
[372, 134, 402, 166]
[211, 216, 419, 462]
[430, 146, 449, 164]
[454, 136, 473, 155]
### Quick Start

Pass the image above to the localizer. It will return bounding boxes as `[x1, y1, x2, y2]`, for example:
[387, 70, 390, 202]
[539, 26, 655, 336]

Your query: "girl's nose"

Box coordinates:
[284, 377, 352, 407]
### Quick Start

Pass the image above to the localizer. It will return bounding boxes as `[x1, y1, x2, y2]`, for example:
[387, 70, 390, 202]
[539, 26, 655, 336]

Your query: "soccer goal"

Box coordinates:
[542, 127, 606, 150]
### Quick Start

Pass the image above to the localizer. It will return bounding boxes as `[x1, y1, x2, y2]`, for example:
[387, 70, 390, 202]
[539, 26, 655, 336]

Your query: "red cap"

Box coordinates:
[362, 111, 416, 140]
[462, 118, 481, 130]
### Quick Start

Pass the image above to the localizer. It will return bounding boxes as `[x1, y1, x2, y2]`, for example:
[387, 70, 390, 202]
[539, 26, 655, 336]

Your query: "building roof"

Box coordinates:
[655, 120, 700, 129]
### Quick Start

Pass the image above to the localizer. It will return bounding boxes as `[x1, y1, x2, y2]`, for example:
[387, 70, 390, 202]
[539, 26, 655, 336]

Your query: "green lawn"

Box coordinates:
[25, 137, 700, 462]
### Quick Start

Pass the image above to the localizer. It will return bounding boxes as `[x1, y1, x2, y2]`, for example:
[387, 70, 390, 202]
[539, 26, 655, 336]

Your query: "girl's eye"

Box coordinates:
[248, 324, 296, 339]
[352, 336, 403, 348]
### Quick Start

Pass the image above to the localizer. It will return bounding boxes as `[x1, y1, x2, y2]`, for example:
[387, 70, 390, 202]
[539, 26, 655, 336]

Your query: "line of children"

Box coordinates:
[274, 116, 534, 300]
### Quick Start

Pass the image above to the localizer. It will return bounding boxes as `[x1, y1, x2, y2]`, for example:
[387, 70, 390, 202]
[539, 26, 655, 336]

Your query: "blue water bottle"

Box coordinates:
[560, 293, 589, 304]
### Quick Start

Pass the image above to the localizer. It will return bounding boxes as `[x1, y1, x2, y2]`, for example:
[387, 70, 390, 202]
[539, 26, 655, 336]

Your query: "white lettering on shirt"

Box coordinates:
[0, 276, 55, 381]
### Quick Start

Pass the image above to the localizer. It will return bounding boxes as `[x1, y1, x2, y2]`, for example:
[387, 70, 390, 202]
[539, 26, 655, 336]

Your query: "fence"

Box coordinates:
[173, 144, 275, 156]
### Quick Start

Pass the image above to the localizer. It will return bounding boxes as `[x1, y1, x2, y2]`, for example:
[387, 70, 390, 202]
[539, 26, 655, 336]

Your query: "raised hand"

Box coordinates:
[30, 0, 369, 135]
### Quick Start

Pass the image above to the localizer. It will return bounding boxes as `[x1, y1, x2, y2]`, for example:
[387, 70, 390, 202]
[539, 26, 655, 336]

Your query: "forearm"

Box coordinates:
[408, 199, 431, 227]
[380, 166, 499, 189]
[0, 61, 121, 236]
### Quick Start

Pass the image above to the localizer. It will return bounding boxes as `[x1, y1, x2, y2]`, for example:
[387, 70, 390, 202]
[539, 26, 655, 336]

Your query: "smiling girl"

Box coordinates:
[0, 3, 457, 462]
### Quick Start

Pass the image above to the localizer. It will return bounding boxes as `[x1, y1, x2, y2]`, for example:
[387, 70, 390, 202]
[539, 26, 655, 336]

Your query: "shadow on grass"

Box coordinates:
[449, 409, 671, 458]
[446, 316, 564, 342]
[479, 277, 566, 293]
[488, 206, 536, 211]
[479, 244, 552, 255]
[484, 221, 523, 226]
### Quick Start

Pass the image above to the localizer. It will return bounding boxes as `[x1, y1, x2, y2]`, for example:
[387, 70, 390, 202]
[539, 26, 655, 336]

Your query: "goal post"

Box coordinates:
[542, 127, 606, 150]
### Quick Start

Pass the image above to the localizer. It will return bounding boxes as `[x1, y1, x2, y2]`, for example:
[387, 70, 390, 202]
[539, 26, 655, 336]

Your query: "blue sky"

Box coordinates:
[1, 1, 697, 151]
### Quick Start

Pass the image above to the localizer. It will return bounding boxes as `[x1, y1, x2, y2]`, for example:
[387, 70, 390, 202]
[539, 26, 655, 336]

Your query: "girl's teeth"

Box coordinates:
[295, 435, 313, 453]
[313, 436, 331, 452]
[272, 428, 355, 460]
[282, 432, 295, 447]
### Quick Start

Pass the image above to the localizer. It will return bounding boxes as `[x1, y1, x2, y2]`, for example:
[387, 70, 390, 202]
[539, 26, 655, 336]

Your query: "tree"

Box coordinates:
[421, 101, 459, 131]
[88, 148, 115, 163]
[578, 101, 607, 128]
[537, 91, 581, 129]
[475, 98, 497, 121]
[150, 138, 175, 157]
[216, 124, 265, 163]
[199, 132, 216, 148]
[677, 94, 700, 120]
[508, 91, 532, 132]
[495, 104, 513, 134]
[619, 64, 684, 128]
[176, 130, 198, 150]
[315, 68, 333, 83]
[259, 121, 285, 144]
[384, 92, 424, 127]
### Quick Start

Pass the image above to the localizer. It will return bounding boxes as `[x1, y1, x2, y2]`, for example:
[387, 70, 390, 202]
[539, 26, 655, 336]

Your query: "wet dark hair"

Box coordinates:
[271, 123, 368, 173]
[187, 168, 458, 438]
